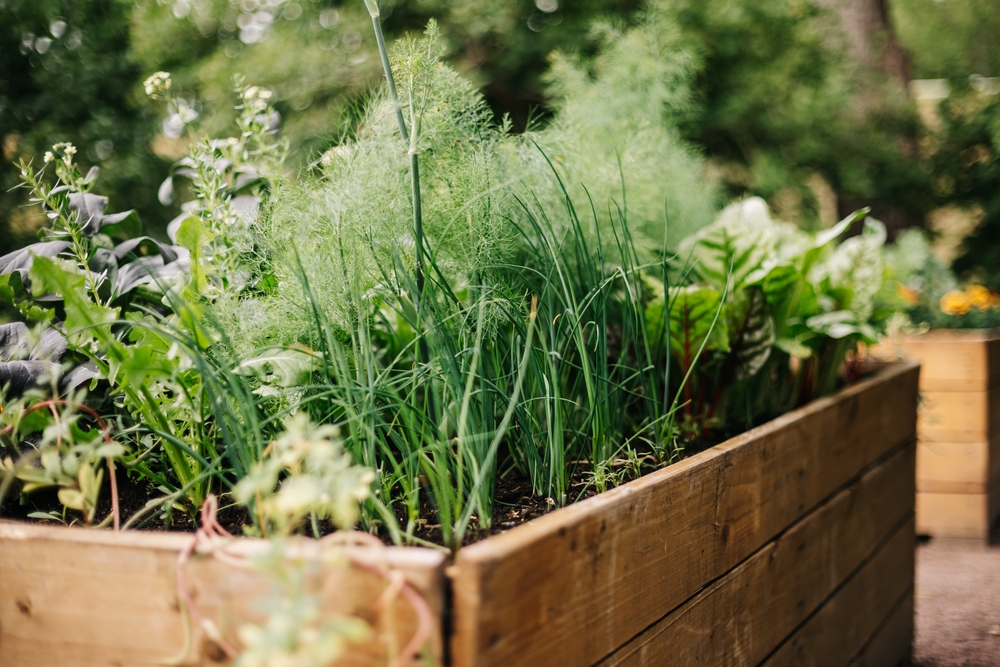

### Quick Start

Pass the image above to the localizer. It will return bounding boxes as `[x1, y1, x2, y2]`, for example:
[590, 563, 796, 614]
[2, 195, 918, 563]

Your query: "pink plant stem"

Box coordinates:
[175, 496, 434, 667]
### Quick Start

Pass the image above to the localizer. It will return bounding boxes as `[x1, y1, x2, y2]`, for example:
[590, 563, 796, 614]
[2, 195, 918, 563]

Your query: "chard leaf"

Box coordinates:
[679, 197, 774, 292]
[60, 362, 100, 393]
[0, 322, 29, 359]
[800, 209, 868, 274]
[724, 286, 775, 380]
[805, 311, 878, 343]
[810, 218, 886, 321]
[68, 193, 140, 238]
[759, 264, 820, 342]
[775, 336, 813, 359]
[648, 285, 729, 367]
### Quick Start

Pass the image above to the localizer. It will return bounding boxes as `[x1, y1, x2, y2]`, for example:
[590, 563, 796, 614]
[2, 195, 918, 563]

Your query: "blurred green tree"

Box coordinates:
[0, 0, 169, 251]
[888, 0, 1000, 282]
[890, 0, 1000, 79]
[657, 0, 931, 232]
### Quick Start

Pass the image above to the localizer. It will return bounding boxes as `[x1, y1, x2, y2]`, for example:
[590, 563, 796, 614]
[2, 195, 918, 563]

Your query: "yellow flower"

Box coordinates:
[940, 290, 971, 316]
[965, 285, 992, 311]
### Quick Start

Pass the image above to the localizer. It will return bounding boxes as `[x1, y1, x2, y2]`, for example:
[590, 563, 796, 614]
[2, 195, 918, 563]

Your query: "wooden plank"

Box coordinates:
[0, 521, 447, 666]
[917, 440, 990, 493]
[879, 330, 1000, 392]
[451, 362, 919, 667]
[847, 590, 914, 667]
[916, 491, 990, 539]
[917, 388, 999, 443]
[759, 517, 915, 667]
[593, 444, 915, 667]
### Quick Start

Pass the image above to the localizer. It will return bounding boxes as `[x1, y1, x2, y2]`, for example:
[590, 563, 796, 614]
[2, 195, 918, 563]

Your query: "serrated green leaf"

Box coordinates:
[28, 255, 119, 347]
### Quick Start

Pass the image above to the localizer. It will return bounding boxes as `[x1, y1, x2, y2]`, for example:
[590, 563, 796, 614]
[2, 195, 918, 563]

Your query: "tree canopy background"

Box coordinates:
[2, 0, 998, 276]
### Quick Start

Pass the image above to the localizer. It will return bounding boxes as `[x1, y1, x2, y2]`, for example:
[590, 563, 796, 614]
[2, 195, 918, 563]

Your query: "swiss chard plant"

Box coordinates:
[647, 197, 886, 438]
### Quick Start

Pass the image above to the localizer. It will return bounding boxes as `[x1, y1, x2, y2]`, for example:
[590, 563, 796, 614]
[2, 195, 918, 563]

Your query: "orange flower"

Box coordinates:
[940, 290, 971, 316]
[896, 284, 919, 305]
[965, 285, 992, 311]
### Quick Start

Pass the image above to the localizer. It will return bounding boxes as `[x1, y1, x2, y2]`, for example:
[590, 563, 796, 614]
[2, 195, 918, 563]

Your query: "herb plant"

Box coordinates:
[0, 8, 894, 558]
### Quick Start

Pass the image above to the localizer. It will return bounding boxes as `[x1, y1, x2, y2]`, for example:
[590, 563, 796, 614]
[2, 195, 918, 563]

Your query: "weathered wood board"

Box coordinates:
[760, 518, 915, 667]
[0, 522, 447, 666]
[876, 330, 1000, 537]
[875, 329, 1000, 392]
[451, 362, 919, 667]
[594, 445, 914, 667]
[917, 439, 993, 493]
[918, 388, 1000, 443]
[847, 591, 915, 667]
[0, 363, 920, 667]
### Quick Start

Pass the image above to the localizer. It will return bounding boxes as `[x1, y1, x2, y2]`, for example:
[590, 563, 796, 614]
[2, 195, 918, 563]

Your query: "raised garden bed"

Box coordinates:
[876, 330, 1000, 539]
[1, 361, 919, 666]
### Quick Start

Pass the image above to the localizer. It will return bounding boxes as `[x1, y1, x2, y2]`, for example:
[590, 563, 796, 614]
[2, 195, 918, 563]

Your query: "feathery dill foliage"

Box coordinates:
[522, 9, 718, 255]
[216, 22, 513, 354]
[206, 15, 712, 552]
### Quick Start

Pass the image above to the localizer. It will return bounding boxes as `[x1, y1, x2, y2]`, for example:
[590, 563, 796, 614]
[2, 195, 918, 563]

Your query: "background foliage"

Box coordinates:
[2, 0, 999, 277]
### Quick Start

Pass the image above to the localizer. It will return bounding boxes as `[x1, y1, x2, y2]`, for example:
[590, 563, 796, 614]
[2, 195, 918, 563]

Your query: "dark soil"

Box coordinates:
[2, 466, 250, 534]
[1, 365, 873, 544]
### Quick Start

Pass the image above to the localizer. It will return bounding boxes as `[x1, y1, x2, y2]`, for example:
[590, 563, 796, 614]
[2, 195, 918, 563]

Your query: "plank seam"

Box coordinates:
[752, 510, 915, 667]
[846, 584, 914, 666]
[588, 438, 916, 667]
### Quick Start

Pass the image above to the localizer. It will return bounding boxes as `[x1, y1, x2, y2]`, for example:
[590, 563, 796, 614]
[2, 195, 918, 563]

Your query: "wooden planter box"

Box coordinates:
[875, 330, 1000, 539]
[1, 362, 919, 667]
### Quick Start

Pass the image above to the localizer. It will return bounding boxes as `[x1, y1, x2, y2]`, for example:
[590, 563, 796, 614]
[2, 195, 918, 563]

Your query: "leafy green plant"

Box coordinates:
[650, 197, 883, 437]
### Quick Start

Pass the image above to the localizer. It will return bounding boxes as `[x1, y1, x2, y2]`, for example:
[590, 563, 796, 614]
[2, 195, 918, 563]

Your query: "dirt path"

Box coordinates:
[913, 538, 1000, 666]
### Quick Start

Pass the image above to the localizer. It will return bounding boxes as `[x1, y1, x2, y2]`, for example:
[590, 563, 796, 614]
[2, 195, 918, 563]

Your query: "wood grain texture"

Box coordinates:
[593, 444, 915, 667]
[917, 388, 1000, 443]
[760, 518, 915, 667]
[451, 363, 919, 667]
[0, 522, 446, 666]
[917, 440, 991, 493]
[872, 330, 1000, 392]
[847, 590, 915, 667]
[916, 491, 991, 539]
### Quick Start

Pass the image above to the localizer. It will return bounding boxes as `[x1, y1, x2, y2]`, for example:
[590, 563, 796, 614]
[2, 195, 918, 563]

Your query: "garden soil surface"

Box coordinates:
[913, 536, 1000, 666]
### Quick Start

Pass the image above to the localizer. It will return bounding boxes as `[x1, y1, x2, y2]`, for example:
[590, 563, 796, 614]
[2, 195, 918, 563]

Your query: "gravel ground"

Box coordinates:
[913, 538, 1000, 666]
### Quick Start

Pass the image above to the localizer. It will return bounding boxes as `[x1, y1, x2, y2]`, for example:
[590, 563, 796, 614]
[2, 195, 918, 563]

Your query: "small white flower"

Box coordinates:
[143, 71, 172, 98]
[43, 151, 54, 163]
